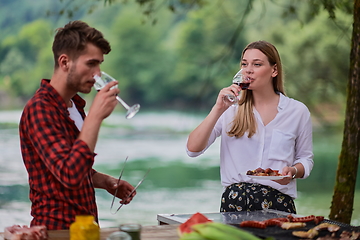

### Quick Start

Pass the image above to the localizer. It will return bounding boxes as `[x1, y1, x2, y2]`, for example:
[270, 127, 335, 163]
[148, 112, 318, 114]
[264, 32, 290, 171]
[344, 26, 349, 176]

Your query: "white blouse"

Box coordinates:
[186, 93, 314, 199]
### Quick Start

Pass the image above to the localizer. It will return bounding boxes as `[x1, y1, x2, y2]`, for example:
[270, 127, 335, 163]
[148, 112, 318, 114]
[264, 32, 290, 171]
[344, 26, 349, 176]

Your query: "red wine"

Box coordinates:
[234, 82, 250, 90]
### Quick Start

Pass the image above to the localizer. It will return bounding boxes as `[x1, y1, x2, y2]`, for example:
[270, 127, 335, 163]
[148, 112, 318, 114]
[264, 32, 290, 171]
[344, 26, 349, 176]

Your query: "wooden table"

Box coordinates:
[0, 224, 180, 240]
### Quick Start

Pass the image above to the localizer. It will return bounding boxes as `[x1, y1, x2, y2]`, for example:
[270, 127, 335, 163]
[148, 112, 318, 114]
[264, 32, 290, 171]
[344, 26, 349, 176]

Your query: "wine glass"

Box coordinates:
[223, 69, 250, 104]
[93, 71, 140, 119]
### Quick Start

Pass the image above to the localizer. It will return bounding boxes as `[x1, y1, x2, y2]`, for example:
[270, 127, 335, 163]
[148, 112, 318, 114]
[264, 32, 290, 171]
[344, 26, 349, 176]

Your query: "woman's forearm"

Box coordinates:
[187, 106, 224, 152]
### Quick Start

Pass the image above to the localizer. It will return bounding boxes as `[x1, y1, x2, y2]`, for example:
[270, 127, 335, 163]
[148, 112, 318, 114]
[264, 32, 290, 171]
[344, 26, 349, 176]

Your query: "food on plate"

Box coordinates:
[4, 225, 48, 240]
[246, 167, 281, 176]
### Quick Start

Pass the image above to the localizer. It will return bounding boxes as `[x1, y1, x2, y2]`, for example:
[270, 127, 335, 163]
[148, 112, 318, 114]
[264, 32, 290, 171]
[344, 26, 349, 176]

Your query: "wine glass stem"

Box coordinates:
[116, 96, 130, 110]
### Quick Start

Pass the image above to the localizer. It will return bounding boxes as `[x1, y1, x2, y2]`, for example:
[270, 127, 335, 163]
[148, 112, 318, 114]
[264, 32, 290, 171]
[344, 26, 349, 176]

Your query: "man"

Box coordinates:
[19, 20, 135, 230]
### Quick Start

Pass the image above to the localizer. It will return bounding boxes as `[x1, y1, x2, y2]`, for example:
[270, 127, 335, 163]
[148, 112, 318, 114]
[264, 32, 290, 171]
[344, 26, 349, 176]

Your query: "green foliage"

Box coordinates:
[87, 4, 175, 107]
[0, 0, 353, 122]
[0, 20, 53, 102]
[279, 0, 353, 22]
[0, 0, 51, 41]
[278, 10, 350, 106]
[245, 1, 352, 126]
[167, 1, 248, 109]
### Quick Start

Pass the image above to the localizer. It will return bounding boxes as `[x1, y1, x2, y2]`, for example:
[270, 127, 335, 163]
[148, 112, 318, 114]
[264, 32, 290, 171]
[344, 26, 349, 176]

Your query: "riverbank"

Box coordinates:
[0, 110, 359, 230]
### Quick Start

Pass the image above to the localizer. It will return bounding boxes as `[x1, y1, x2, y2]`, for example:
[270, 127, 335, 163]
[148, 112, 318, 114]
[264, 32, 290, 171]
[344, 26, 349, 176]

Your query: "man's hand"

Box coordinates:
[89, 81, 119, 120]
[93, 172, 136, 204]
[78, 81, 119, 152]
[107, 179, 136, 205]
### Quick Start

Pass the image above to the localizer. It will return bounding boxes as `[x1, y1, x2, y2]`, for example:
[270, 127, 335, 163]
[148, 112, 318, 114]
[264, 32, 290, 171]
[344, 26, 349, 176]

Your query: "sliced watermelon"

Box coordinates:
[178, 212, 213, 235]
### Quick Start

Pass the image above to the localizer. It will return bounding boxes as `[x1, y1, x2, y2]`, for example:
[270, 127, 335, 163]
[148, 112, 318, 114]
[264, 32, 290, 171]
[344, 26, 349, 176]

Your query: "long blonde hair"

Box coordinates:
[227, 41, 286, 138]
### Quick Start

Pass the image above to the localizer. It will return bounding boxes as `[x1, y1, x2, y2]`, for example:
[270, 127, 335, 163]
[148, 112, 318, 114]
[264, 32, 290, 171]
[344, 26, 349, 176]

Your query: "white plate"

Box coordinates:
[247, 175, 288, 180]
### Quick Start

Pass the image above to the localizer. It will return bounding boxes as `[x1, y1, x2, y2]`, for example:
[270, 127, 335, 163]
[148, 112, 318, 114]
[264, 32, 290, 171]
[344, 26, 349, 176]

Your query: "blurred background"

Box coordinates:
[0, 0, 359, 229]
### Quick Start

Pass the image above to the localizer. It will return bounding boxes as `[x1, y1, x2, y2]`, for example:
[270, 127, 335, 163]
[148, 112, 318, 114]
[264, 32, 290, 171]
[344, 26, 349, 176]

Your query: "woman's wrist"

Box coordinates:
[292, 166, 298, 179]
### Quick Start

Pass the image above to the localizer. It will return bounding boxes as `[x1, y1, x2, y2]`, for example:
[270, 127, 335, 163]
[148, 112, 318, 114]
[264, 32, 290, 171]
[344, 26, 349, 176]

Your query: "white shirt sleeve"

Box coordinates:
[186, 113, 223, 157]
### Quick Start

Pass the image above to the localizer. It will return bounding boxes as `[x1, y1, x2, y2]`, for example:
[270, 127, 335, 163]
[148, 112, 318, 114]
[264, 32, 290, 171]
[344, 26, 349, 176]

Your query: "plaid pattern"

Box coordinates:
[220, 182, 296, 214]
[19, 79, 98, 230]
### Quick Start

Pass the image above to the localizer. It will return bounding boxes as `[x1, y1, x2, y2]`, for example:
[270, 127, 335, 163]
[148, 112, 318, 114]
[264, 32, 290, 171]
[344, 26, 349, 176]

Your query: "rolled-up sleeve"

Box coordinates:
[186, 116, 223, 158]
[293, 111, 314, 179]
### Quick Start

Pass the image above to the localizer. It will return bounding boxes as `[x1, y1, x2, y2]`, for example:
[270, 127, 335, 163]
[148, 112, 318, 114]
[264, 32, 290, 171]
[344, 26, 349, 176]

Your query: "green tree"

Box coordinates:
[1, 20, 53, 101]
[96, 5, 174, 108]
[167, 1, 250, 110]
[254, 8, 352, 127]
[329, 0, 360, 224]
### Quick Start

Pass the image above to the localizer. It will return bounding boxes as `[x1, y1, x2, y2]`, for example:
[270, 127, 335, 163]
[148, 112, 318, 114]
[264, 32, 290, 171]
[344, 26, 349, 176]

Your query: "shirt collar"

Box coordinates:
[40, 79, 86, 110]
[277, 92, 289, 111]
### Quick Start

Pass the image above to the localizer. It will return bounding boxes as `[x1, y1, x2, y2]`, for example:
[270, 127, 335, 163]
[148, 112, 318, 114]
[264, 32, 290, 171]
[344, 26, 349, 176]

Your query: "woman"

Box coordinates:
[186, 41, 314, 213]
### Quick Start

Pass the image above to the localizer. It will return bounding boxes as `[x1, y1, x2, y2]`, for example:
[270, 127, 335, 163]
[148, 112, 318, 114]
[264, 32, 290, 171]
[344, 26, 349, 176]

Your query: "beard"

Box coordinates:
[66, 65, 92, 94]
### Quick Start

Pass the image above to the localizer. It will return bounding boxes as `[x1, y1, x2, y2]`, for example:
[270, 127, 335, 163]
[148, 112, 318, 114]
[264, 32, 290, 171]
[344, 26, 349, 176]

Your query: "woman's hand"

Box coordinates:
[273, 176, 292, 185]
[273, 166, 298, 185]
[187, 83, 241, 153]
[215, 84, 241, 110]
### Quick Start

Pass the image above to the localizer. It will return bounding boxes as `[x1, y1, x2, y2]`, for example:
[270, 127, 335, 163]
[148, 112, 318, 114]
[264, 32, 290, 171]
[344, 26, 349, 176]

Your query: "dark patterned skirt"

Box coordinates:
[220, 182, 296, 213]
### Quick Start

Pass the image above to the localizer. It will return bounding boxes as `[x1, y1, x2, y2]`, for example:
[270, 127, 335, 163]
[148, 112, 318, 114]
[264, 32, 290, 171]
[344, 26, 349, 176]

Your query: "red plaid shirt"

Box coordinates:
[19, 79, 98, 230]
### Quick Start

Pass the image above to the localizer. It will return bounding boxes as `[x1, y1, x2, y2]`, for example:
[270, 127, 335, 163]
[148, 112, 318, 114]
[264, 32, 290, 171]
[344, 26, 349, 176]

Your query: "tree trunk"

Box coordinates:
[329, 0, 360, 224]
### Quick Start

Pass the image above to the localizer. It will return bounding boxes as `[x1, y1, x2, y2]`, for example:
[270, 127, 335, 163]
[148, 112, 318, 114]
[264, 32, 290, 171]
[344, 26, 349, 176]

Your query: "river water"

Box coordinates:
[0, 109, 359, 230]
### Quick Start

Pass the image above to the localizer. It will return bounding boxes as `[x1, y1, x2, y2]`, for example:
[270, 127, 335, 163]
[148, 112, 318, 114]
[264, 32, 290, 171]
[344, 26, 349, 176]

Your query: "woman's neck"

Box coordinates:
[252, 88, 279, 107]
